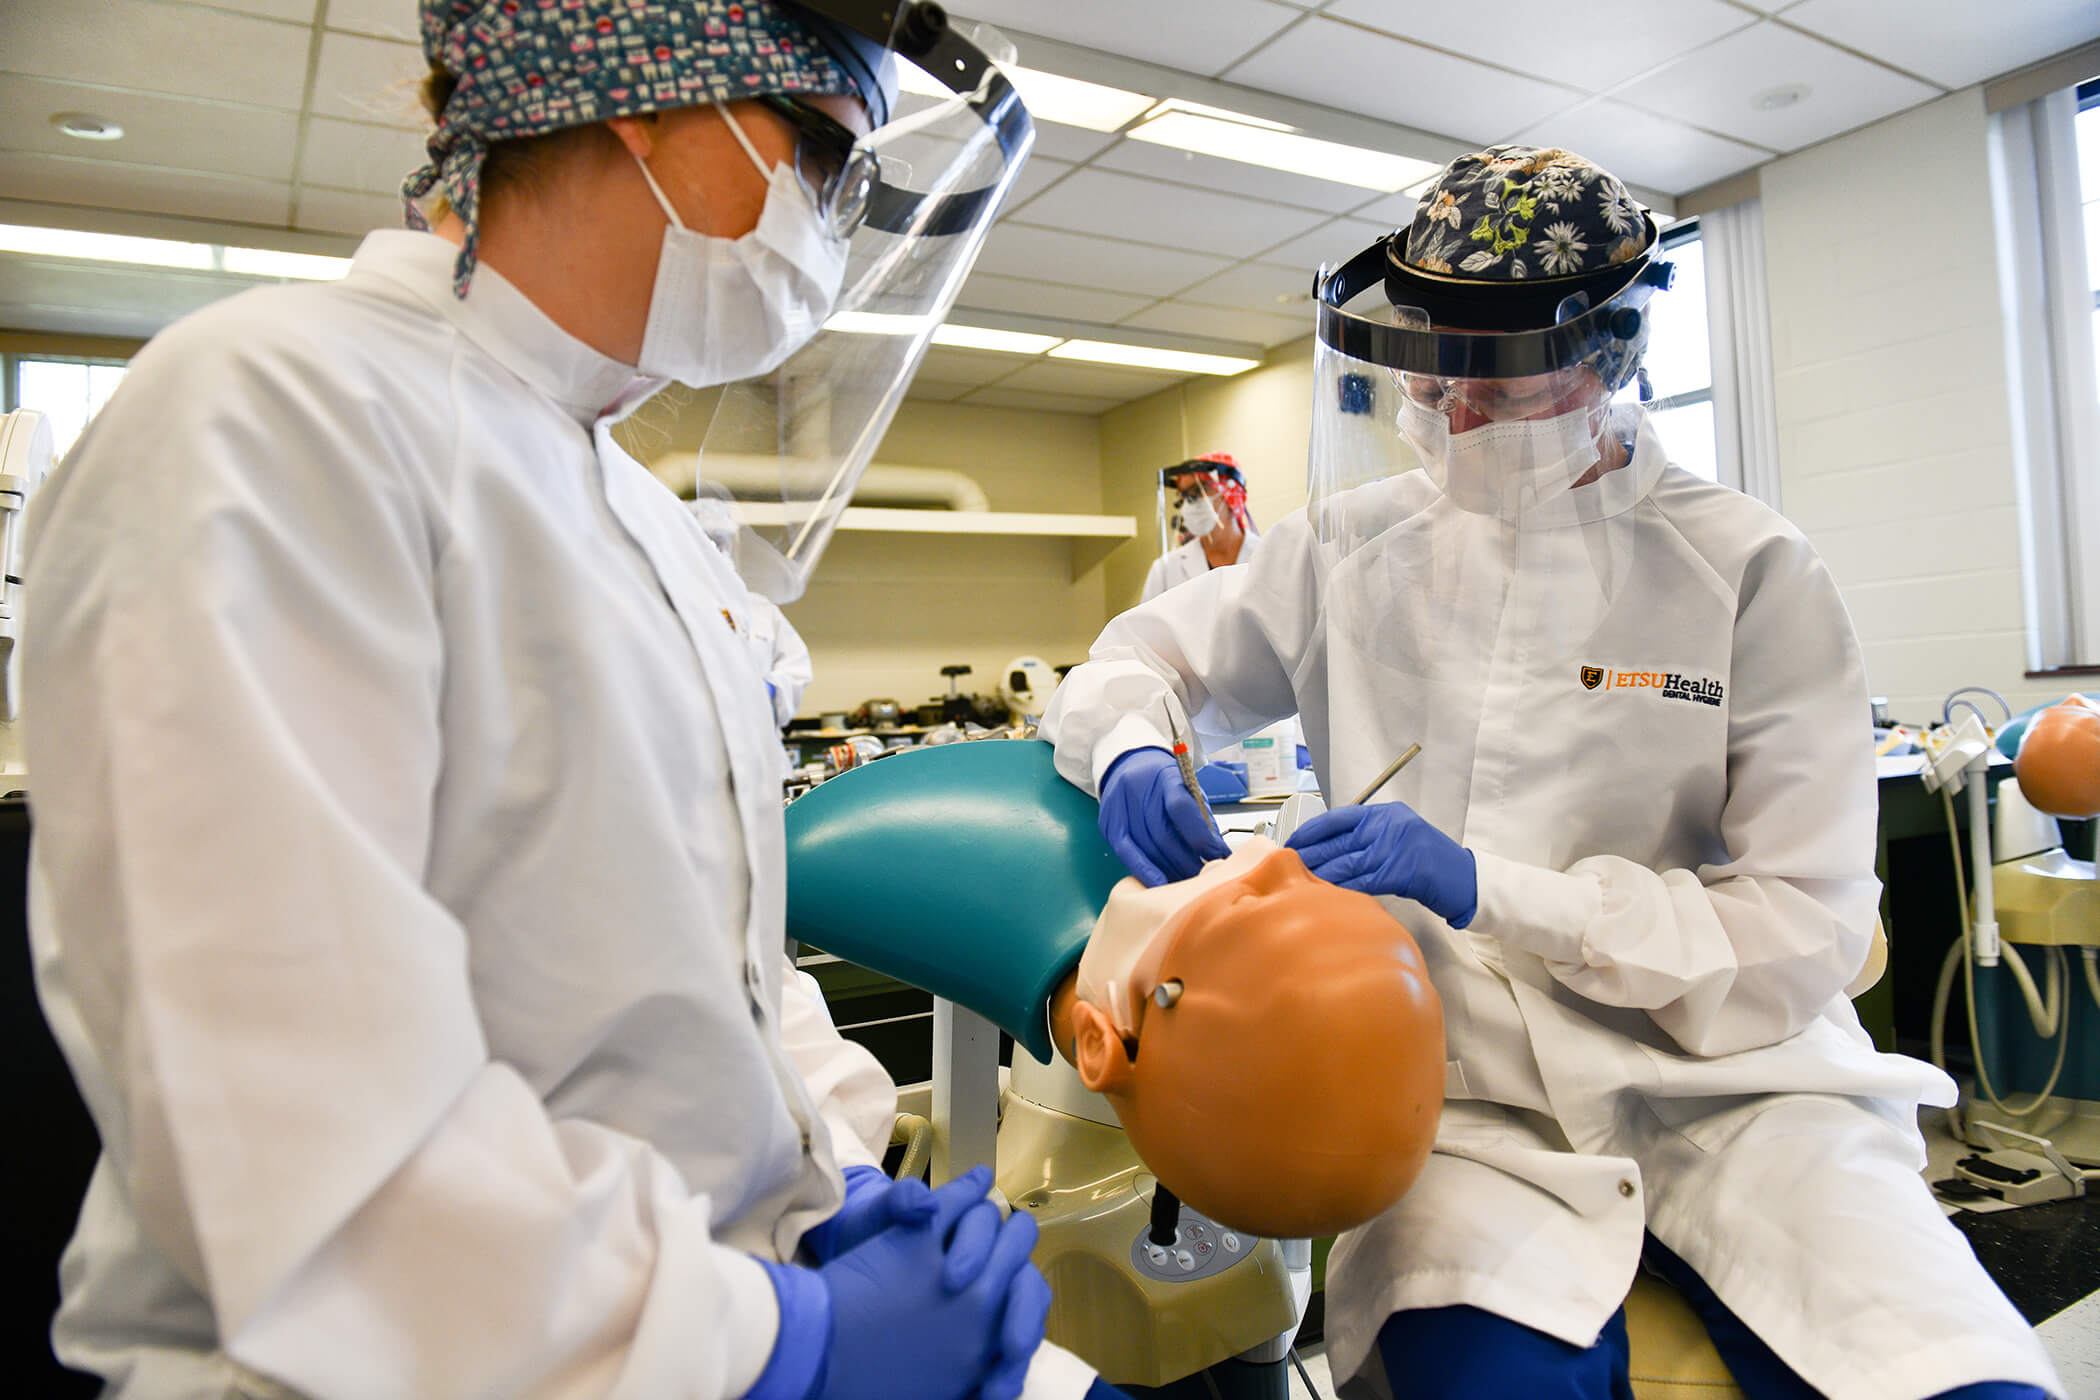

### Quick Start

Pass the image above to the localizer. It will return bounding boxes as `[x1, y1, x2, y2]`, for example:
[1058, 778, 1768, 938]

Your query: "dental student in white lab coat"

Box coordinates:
[1140, 454, 1260, 605]
[1042, 145, 2060, 1400]
[22, 4, 1121, 1398]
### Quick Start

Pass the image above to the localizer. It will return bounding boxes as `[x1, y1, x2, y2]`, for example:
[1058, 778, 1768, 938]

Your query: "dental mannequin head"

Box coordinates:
[1055, 843, 1444, 1239]
[2015, 695, 2100, 819]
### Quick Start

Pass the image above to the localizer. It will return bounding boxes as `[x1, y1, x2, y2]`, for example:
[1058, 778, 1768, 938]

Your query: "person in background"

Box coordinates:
[1043, 145, 2060, 1399]
[1140, 454, 1259, 604]
[22, 2, 1119, 1398]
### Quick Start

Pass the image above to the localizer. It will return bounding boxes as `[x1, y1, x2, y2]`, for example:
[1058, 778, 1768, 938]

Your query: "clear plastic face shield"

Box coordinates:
[1295, 223, 1681, 822]
[1306, 218, 1674, 537]
[1157, 460, 1252, 554]
[693, 3, 1033, 603]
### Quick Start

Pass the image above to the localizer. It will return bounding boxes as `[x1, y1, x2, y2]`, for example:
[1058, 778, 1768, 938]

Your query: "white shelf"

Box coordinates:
[732, 505, 1135, 577]
[733, 504, 1134, 537]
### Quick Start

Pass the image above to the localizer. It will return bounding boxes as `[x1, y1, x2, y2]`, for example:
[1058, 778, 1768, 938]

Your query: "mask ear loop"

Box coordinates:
[709, 98, 776, 182]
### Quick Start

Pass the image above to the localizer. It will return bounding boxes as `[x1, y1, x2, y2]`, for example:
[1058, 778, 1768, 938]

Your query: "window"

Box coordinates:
[1638, 220, 1719, 482]
[2082, 81, 2100, 399]
[2, 355, 128, 461]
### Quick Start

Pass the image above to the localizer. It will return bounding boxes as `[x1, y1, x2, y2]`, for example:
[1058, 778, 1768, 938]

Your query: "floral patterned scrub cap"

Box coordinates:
[1402, 144, 1652, 283]
[407, 0, 869, 296]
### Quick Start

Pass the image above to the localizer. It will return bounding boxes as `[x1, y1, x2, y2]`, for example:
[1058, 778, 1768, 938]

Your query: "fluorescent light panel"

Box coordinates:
[221, 247, 351, 280]
[931, 323, 1061, 355]
[896, 60, 1152, 133]
[0, 223, 348, 280]
[0, 222, 213, 270]
[1128, 110, 1441, 194]
[1049, 340, 1259, 377]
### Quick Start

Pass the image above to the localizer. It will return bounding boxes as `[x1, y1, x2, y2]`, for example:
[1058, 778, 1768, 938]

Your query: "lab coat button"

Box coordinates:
[1618, 1178, 1637, 1198]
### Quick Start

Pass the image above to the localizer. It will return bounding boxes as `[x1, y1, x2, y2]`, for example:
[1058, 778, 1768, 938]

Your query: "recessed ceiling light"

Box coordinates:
[1128, 109, 1439, 193]
[1751, 84, 1810, 112]
[1048, 340, 1260, 376]
[50, 111, 123, 141]
[895, 61, 1153, 133]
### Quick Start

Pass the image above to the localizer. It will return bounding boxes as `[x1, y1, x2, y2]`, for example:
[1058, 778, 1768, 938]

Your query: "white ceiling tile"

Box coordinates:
[1026, 123, 1119, 164]
[950, 0, 1304, 77]
[299, 118, 429, 196]
[1172, 260, 1316, 312]
[295, 185, 404, 237]
[904, 379, 975, 404]
[0, 151, 292, 225]
[1091, 140, 1385, 215]
[912, 346, 1032, 389]
[998, 361, 1187, 399]
[310, 30, 428, 129]
[1017, 169, 1329, 259]
[3, 0, 313, 109]
[199, 0, 318, 18]
[959, 387, 1123, 415]
[1255, 217, 1392, 273]
[1324, 0, 1754, 92]
[1508, 99, 1770, 194]
[971, 224, 1233, 298]
[1780, 0, 2100, 90]
[0, 255, 254, 339]
[0, 75, 301, 182]
[327, 0, 420, 41]
[1221, 16, 1582, 145]
[1616, 21, 1941, 153]
[953, 272, 1155, 323]
[1120, 301, 1312, 348]
[1349, 190, 1425, 227]
[997, 156, 1075, 214]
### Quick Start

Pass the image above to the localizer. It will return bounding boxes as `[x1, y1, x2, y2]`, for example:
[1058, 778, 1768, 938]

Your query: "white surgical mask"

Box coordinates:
[629, 105, 849, 388]
[1179, 490, 1221, 538]
[1398, 397, 1607, 522]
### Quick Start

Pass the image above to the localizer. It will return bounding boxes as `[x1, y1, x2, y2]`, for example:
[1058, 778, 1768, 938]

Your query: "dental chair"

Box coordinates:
[787, 740, 1890, 1399]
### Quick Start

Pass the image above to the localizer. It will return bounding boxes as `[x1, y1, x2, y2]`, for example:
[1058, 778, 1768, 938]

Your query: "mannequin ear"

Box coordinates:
[1071, 1001, 1136, 1095]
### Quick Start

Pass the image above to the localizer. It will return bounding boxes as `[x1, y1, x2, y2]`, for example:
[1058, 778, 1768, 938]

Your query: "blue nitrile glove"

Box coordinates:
[1098, 746, 1230, 887]
[1286, 801, 1479, 928]
[800, 1165, 937, 1264]
[809, 1166, 1047, 1400]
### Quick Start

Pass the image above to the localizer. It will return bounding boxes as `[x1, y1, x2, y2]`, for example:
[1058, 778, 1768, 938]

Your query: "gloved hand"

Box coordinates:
[1098, 746, 1230, 887]
[1286, 801, 1478, 928]
[800, 1165, 938, 1264]
[814, 1166, 1049, 1400]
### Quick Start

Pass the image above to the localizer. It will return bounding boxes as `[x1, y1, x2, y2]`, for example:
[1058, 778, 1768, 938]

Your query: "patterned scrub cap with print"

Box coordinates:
[1402, 144, 1652, 284]
[407, 0, 872, 296]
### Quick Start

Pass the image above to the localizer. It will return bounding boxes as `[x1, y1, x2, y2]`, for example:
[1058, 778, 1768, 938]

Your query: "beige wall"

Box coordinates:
[1096, 336, 1321, 617]
[621, 391, 1115, 716]
[1761, 87, 2063, 726]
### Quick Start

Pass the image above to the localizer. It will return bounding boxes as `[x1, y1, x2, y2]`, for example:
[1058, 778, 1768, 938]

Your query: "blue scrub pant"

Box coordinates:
[1374, 1237, 2049, 1399]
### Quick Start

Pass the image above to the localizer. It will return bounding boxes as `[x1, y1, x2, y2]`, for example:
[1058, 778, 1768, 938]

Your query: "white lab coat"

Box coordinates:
[23, 231, 900, 1399]
[1042, 417, 2060, 1399]
[748, 599, 814, 729]
[1138, 529, 1261, 605]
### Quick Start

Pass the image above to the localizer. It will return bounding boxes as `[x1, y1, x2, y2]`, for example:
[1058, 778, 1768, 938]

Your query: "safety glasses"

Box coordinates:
[756, 94, 880, 241]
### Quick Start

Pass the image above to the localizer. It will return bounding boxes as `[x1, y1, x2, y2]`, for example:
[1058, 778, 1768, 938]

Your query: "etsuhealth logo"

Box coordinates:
[1582, 665, 1724, 708]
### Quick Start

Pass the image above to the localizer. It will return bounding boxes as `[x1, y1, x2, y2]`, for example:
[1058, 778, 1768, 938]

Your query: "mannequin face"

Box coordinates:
[1068, 846, 1444, 1239]
[2016, 694, 2100, 818]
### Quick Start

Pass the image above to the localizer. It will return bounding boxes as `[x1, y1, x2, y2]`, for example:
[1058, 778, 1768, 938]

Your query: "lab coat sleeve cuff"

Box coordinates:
[798, 1165, 890, 1263]
[1469, 849, 1602, 967]
[745, 1261, 832, 1400]
[1089, 715, 1178, 792]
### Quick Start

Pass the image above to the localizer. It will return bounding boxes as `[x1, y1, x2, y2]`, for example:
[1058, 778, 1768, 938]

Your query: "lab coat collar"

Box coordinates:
[349, 230, 652, 426]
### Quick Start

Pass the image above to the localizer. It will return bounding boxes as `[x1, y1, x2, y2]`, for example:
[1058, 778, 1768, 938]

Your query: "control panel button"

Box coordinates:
[1222, 1234, 1240, 1254]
